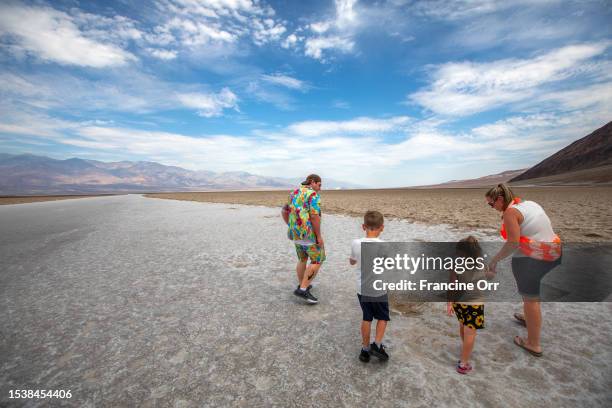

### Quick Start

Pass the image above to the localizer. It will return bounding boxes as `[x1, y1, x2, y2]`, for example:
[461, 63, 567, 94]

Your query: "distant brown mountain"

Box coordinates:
[510, 121, 612, 184]
[0, 154, 358, 195]
[415, 169, 527, 188]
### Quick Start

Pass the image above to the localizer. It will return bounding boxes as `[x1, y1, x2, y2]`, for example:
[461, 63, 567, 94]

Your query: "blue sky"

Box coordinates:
[0, 0, 610, 187]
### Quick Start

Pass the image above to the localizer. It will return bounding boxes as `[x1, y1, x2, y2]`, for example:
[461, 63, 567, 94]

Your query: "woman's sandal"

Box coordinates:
[514, 336, 543, 357]
[513, 313, 527, 327]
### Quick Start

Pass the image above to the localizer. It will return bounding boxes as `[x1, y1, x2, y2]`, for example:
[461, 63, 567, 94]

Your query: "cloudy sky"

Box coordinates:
[0, 0, 610, 187]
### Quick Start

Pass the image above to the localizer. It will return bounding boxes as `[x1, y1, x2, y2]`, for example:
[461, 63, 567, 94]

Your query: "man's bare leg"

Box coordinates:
[296, 261, 307, 285]
[300, 263, 321, 289]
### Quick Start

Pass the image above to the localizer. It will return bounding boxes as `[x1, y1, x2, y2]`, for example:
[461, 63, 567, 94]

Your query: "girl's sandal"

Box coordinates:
[456, 361, 473, 374]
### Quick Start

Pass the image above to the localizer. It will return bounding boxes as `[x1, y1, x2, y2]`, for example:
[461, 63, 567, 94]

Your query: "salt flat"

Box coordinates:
[0, 195, 610, 407]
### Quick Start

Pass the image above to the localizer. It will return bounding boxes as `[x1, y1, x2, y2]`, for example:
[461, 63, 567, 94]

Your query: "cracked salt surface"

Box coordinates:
[0, 194, 610, 407]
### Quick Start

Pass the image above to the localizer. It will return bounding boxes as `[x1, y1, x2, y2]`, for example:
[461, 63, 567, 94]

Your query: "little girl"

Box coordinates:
[447, 236, 487, 374]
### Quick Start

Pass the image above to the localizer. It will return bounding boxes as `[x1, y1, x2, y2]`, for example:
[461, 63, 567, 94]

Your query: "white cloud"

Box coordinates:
[310, 21, 331, 34]
[332, 100, 350, 109]
[443, 3, 605, 54]
[0, 110, 464, 181]
[0, 70, 171, 113]
[245, 81, 296, 110]
[411, 0, 517, 21]
[161, 0, 264, 17]
[304, 36, 354, 60]
[71, 127, 255, 162]
[156, 16, 236, 46]
[410, 43, 610, 116]
[261, 73, 308, 91]
[286, 116, 411, 137]
[472, 114, 563, 140]
[285, 0, 360, 61]
[0, 73, 48, 99]
[147, 48, 178, 60]
[61, 119, 474, 179]
[334, 0, 359, 29]
[150, 0, 288, 55]
[535, 81, 612, 111]
[471, 103, 612, 149]
[0, 70, 245, 117]
[0, 1, 288, 68]
[177, 88, 239, 117]
[0, 107, 80, 138]
[281, 33, 298, 49]
[251, 17, 287, 45]
[0, 4, 136, 67]
[72, 11, 144, 43]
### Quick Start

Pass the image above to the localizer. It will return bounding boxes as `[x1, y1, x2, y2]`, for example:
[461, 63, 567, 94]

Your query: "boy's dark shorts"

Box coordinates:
[357, 294, 390, 322]
[511, 256, 562, 298]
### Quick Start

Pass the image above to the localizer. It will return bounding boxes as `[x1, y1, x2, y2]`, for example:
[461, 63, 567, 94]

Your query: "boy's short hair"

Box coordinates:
[363, 210, 384, 229]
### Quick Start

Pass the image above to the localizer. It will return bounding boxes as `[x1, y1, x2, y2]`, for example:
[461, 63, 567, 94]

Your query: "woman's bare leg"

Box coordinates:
[522, 298, 542, 352]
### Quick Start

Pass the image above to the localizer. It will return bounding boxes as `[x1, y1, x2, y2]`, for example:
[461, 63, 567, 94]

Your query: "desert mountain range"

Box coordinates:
[1, 121, 610, 194]
[0, 154, 357, 195]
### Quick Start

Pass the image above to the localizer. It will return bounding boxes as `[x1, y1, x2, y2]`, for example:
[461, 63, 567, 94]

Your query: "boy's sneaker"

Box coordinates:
[293, 288, 318, 304]
[359, 349, 370, 362]
[295, 284, 313, 291]
[456, 361, 472, 375]
[369, 343, 389, 361]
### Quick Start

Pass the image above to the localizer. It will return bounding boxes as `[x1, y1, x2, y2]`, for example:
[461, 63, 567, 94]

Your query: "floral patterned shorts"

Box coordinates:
[295, 243, 326, 264]
[453, 303, 485, 329]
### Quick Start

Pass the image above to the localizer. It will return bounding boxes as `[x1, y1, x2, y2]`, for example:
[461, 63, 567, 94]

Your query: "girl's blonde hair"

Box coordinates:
[485, 183, 515, 210]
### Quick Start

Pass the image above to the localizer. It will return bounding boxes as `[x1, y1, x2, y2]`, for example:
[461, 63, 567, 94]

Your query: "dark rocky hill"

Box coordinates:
[511, 121, 612, 183]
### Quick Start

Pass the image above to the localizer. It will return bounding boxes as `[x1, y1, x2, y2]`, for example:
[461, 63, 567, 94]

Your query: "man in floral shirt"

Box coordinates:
[282, 174, 324, 304]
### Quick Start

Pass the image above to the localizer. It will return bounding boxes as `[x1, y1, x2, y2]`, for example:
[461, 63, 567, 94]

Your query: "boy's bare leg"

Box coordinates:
[374, 320, 387, 344]
[460, 326, 476, 364]
[361, 321, 371, 348]
[522, 298, 542, 352]
[296, 261, 307, 285]
[459, 324, 465, 342]
[300, 263, 321, 288]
